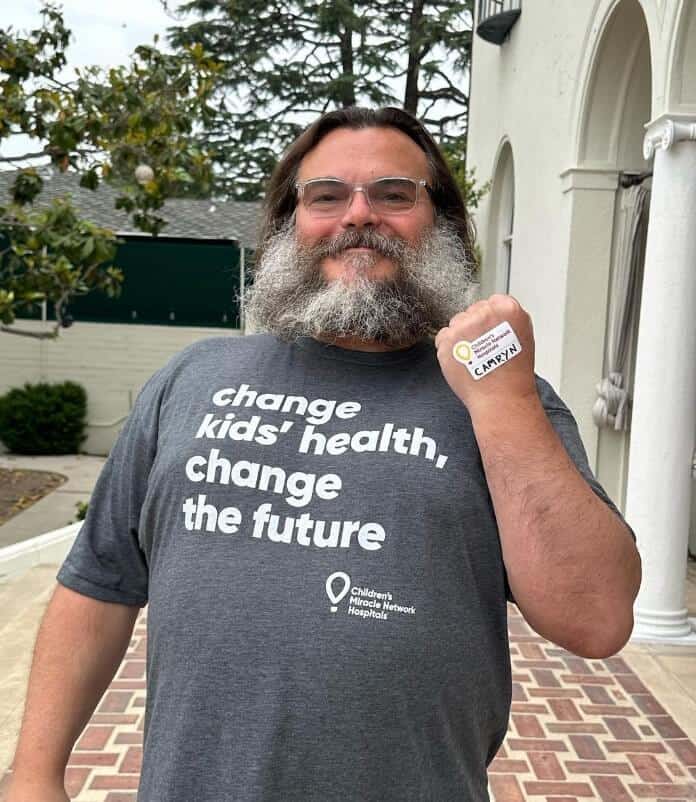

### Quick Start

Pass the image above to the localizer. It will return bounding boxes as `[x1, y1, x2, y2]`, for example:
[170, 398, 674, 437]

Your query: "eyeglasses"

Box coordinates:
[295, 176, 432, 218]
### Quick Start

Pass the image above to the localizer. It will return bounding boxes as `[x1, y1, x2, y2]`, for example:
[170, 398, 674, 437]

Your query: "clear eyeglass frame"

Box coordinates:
[294, 176, 431, 217]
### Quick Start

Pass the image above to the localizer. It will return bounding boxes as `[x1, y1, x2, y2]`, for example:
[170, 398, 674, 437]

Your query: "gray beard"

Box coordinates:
[242, 219, 477, 348]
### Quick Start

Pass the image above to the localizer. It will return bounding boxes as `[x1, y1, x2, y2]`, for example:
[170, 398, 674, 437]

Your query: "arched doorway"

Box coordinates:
[561, 0, 652, 500]
[584, 0, 653, 507]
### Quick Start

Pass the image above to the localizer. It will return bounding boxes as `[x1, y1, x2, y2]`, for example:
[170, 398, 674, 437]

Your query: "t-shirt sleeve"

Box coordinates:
[503, 375, 637, 605]
[56, 364, 171, 607]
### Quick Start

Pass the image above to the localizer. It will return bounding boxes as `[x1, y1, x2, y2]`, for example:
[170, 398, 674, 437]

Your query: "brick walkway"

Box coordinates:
[491, 606, 696, 802]
[63, 610, 148, 802]
[15, 605, 696, 801]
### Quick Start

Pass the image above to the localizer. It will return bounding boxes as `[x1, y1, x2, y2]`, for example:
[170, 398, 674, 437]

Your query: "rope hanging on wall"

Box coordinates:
[592, 182, 651, 431]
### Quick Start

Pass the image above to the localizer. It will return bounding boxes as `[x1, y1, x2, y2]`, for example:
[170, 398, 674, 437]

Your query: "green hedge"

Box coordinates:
[0, 381, 88, 454]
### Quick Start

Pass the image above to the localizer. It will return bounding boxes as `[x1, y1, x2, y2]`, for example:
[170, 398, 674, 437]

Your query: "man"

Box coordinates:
[7, 107, 640, 802]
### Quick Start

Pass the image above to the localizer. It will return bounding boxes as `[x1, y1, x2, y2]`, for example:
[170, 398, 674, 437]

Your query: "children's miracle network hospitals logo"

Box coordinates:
[325, 572, 416, 622]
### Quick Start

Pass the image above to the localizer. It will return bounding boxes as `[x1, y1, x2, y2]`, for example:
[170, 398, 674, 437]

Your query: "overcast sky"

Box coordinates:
[3, 1, 184, 163]
[4, 1, 469, 168]
[7, 0, 178, 67]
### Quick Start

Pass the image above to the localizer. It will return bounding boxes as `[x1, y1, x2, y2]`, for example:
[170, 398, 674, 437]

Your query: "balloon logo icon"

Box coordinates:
[453, 340, 472, 364]
[326, 572, 351, 612]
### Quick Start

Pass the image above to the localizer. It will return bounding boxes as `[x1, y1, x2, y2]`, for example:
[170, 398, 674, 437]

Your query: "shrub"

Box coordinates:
[0, 380, 88, 454]
[66, 500, 89, 526]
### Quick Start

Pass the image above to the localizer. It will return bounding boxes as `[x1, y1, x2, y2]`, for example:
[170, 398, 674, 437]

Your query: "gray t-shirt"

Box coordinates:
[57, 333, 632, 802]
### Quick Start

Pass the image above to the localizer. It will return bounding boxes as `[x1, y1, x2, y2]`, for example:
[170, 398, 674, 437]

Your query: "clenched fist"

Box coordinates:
[434, 294, 538, 417]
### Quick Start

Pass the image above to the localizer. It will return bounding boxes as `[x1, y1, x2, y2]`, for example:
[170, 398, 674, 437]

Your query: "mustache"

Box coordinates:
[299, 228, 409, 261]
[243, 217, 476, 346]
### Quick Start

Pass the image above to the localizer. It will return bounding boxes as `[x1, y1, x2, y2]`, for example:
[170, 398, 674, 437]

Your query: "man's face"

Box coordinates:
[295, 126, 436, 283]
[243, 125, 475, 348]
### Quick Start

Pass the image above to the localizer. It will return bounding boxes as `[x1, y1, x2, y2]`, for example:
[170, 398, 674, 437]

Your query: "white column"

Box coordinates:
[626, 114, 696, 641]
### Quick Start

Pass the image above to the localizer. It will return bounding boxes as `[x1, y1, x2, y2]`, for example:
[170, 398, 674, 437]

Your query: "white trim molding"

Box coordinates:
[643, 113, 696, 159]
[559, 167, 620, 194]
[0, 522, 81, 583]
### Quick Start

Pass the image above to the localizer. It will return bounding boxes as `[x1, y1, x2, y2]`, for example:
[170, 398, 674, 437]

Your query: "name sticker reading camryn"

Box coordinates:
[452, 321, 523, 381]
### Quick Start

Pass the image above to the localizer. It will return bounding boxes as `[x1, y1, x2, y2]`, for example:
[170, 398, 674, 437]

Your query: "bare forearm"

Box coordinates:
[11, 584, 139, 782]
[469, 394, 641, 657]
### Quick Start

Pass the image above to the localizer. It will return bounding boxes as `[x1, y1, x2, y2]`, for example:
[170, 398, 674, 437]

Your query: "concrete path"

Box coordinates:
[0, 455, 106, 549]
[0, 564, 62, 785]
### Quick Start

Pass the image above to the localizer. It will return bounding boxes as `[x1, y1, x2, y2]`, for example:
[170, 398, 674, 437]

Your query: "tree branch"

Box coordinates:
[0, 151, 49, 163]
[0, 324, 58, 340]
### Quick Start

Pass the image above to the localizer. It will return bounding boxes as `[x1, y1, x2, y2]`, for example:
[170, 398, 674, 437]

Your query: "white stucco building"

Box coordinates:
[467, 0, 696, 642]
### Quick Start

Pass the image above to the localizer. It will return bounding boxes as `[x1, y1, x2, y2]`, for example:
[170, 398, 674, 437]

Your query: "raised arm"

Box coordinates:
[435, 294, 641, 657]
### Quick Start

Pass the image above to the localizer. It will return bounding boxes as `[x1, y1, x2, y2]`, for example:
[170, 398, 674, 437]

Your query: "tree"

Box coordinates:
[165, 0, 478, 202]
[0, 3, 222, 338]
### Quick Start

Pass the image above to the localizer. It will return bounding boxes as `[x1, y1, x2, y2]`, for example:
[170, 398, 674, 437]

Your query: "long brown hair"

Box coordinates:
[256, 106, 476, 266]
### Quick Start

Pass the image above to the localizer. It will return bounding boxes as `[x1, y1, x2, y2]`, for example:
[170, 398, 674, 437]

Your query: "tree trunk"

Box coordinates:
[339, 6, 356, 108]
[404, 0, 425, 114]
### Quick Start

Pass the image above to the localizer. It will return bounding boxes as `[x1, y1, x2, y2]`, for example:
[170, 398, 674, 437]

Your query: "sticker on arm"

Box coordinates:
[452, 321, 523, 381]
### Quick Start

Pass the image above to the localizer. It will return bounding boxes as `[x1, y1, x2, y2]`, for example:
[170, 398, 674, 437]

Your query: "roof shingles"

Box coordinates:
[0, 169, 262, 250]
